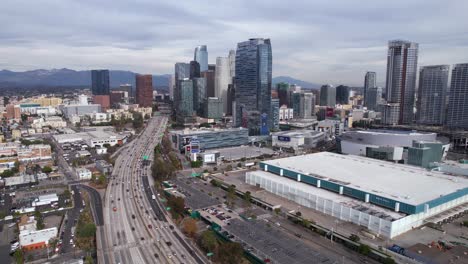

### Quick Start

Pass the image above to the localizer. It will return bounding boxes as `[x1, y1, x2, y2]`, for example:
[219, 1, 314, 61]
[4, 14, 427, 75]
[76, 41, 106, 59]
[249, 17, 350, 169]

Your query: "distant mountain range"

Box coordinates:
[272, 76, 321, 89]
[0, 68, 171, 88]
[0, 68, 321, 90]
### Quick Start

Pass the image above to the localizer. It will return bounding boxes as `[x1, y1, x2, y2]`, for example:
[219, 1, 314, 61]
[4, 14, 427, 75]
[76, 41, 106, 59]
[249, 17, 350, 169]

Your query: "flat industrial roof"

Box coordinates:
[171, 127, 248, 135]
[249, 170, 405, 221]
[263, 152, 468, 205]
[273, 130, 324, 138]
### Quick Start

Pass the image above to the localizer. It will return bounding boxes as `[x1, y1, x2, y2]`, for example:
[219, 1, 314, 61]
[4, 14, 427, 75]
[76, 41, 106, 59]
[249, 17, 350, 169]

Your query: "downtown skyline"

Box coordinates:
[1, 0, 468, 86]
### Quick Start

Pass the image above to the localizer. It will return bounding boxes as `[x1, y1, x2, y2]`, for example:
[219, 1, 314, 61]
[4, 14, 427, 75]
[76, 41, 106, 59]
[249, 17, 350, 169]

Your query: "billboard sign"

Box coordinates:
[277, 136, 291, 142]
[203, 153, 216, 163]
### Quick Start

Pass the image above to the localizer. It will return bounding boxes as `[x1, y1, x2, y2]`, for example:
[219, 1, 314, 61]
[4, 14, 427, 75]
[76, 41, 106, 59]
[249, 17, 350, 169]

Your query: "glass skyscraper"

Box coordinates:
[446, 63, 468, 129]
[416, 65, 449, 125]
[176, 79, 194, 123]
[234, 38, 272, 135]
[384, 40, 419, 125]
[91, 69, 110, 95]
[192, 77, 207, 115]
[194, 45, 208, 72]
[335, 85, 350, 105]
[190, 61, 201, 79]
[215, 57, 230, 114]
[366, 87, 383, 111]
[174, 62, 190, 113]
[364, 71, 376, 106]
[319, 84, 336, 107]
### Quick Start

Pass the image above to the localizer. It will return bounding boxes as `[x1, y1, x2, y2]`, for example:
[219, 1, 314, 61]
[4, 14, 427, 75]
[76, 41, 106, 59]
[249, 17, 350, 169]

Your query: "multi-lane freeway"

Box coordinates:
[99, 115, 205, 264]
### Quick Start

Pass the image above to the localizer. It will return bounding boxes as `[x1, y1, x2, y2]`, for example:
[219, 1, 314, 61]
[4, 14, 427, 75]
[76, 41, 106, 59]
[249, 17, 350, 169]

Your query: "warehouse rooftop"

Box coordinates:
[263, 152, 468, 206]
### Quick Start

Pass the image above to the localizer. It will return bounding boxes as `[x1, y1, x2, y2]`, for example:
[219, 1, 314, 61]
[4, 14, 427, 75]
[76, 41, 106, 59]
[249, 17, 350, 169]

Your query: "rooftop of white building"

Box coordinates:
[262, 152, 468, 206]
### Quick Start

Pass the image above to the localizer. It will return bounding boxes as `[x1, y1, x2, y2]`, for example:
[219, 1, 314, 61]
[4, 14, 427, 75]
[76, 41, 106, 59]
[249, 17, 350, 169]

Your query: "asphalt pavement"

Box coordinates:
[60, 185, 83, 254]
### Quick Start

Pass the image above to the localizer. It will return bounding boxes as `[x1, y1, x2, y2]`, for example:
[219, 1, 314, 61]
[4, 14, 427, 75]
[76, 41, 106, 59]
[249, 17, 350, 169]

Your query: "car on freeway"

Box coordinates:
[148, 224, 152, 229]
[113, 207, 117, 212]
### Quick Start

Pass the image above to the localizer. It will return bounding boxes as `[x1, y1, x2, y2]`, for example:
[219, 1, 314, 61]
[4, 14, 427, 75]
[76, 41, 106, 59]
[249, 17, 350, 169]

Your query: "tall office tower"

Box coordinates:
[174, 63, 190, 109]
[446, 63, 468, 129]
[336, 85, 350, 105]
[228, 50, 236, 78]
[91, 70, 110, 95]
[416, 65, 449, 125]
[202, 70, 215, 98]
[226, 84, 235, 116]
[292, 92, 314, 119]
[384, 40, 419, 124]
[176, 79, 194, 123]
[364, 71, 376, 106]
[215, 57, 230, 114]
[190, 61, 201, 79]
[192, 77, 207, 115]
[319, 84, 336, 107]
[204, 97, 223, 119]
[168, 75, 175, 101]
[234, 38, 272, 135]
[194, 45, 208, 72]
[271, 98, 280, 130]
[276, 82, 290, 106]
[366, 87, 383, 111]
[135, 74, 153, 107]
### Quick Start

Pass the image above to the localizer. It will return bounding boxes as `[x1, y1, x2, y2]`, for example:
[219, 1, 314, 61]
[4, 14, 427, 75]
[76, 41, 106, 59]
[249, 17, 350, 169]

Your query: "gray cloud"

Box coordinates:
[1, 0, 467, 85]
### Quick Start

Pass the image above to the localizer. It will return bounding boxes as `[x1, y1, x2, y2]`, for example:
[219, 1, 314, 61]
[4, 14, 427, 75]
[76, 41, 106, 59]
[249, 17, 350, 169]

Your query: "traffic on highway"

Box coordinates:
[100, 115, 204, 264]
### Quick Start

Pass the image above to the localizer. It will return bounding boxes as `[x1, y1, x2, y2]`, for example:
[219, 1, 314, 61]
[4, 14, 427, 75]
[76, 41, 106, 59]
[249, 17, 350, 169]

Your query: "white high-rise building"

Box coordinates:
[78, 94, 88, 105]
[228, 50, 236, 78]
[384, 40, 419, 125]
[215, 57, 230, 114]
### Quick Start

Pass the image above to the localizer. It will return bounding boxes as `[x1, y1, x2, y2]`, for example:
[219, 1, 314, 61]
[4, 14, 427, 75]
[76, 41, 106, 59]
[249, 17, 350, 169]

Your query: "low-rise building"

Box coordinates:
[17, 144, 52, 162]
[279, 105, 294, 120]
[76, 167, 92, 180]
[31, 116, 67, 129]
[271, 130, 326, 151]
[19, 227, 58, 251]
[171, 127, 249, 151]
[53, 127, 127, 147]
[0, 142, 19, 156]
[32, 193, 59, 207]
[18, 215, 37, 233]
[4, 174, 37, 188]
[12, 129, 21, 139]
[315, 119, 344, 138]
[96, 160, 113, 175]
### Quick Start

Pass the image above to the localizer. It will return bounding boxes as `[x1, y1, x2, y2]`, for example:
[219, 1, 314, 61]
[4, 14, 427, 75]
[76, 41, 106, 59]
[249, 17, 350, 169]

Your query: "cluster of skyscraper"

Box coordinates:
[173, 39, 275, 135]
[365, 40, 468, 129]
[173, 45, 229, 124]
[91, 70, 153, 108]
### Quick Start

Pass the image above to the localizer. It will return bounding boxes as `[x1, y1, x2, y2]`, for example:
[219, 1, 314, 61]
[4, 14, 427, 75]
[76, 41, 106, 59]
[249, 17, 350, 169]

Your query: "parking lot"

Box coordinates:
[199, 205, 239, 227]
[172, 178, 220, 209]
[225, 218, 337, 264]
[211, 145, 275, 161]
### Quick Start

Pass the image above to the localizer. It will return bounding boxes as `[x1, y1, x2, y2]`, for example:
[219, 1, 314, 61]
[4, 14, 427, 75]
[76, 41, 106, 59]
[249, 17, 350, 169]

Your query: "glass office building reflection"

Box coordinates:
[234, 38, 272, 135]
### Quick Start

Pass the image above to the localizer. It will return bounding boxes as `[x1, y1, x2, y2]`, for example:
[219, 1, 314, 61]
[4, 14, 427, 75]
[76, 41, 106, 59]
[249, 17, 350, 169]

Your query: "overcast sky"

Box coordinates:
[1, 0, 467, 86]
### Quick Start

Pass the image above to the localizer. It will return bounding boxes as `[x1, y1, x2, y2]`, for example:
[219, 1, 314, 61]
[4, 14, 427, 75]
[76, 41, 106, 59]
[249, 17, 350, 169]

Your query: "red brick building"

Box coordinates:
[136, 74, 153, 107]
[93, 95, 111, 111]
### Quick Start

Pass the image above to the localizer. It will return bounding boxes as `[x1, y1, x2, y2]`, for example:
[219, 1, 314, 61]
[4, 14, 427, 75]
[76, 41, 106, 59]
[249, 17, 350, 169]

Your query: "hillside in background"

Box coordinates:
[0, 68, 170, 88]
